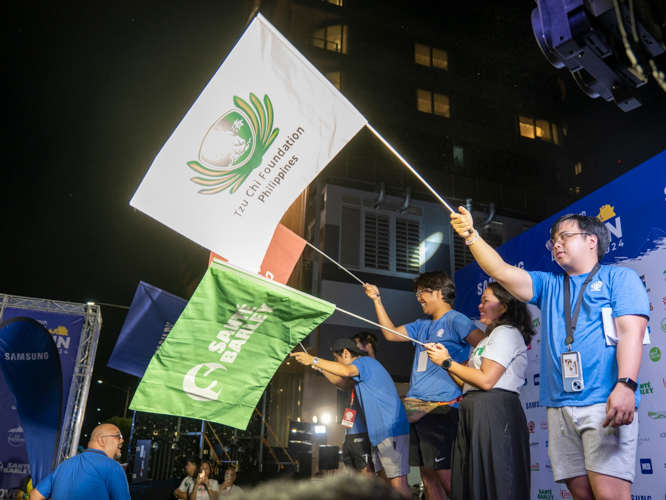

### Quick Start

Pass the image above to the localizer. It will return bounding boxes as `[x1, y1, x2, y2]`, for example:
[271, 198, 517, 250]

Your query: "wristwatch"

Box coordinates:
[311, 357, 319, 370]
[441, 358, 453, 371]
[617, 377, 638, 392]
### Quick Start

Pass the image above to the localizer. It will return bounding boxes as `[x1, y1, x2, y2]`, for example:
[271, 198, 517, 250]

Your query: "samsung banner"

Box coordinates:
[0, 318, 62, 486]
[454, 151, 666, 498]
[0, 308, 84, 498]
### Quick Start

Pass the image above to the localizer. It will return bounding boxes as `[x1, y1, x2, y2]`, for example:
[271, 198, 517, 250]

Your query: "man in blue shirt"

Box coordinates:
[291, 338, 410, 496]
[31, 423, 130, 500]
[450, 209, 649, 500]
[364, 272, 484, 500]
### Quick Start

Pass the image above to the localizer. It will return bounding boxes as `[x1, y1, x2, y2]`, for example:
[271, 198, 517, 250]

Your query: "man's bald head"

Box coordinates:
[89, 423, 123, 461]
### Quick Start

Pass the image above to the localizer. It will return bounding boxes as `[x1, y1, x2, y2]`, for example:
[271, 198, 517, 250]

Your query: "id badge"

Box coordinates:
[417, 350, 428, 372]
[561, 351, 584, 392]
[341, 408, 356, 428]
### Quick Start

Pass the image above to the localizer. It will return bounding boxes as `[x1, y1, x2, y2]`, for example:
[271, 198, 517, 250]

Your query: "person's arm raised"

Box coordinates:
[363, 284, 411, 342]
[451, 206, 534, 302]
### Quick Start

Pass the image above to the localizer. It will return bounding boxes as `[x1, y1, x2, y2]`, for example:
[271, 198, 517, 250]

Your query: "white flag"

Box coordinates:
[131, 14, 367, 271]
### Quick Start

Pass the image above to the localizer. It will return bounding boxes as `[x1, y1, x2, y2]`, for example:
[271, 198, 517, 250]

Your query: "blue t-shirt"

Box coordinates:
[351, 357, 410, 447]
[35, 449, 130, 500]
[404, 310, 478, 403]
[528, 265, 649, 408]
[349, 389, 367, 434]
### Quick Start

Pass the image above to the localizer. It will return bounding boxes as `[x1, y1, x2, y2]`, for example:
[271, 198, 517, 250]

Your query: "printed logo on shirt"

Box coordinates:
[472, 346, 485, 357]
[589, 281, 603, 292]
[639, 459, 652, 474]
[436, 329, 444, 338]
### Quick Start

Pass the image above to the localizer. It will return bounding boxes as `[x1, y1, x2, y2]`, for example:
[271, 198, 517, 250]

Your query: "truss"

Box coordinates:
[0, 293, 102, 465]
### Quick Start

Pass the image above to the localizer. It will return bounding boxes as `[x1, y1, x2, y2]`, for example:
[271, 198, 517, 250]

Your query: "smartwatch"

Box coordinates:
[441, 358, 453, 371]
[617, 377, 638, 392]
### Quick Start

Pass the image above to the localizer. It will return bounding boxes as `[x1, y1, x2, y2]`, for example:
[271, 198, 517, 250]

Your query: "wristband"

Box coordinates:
[464, 230, 479, 246]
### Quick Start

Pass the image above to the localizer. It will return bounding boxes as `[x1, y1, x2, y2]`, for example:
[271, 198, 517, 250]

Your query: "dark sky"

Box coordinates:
[3, 0, 666, 437]
[4, 1, 249, 435]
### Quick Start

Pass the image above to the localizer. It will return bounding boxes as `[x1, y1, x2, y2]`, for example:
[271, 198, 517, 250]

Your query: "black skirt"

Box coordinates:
[451, 389, 530, 500]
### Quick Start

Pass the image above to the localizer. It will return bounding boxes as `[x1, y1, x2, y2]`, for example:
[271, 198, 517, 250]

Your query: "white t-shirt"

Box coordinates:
[462, 325, 528, 394]
[220, 484, 244, 497]
[178, 478, 219, 500]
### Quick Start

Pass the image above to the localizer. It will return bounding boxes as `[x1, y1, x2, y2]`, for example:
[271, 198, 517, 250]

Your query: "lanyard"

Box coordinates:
[350, 388, 354, 407]
[563, 263, 600, 350]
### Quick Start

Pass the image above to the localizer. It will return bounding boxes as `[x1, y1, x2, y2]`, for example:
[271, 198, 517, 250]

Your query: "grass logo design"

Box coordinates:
[188, 93, 279, 194]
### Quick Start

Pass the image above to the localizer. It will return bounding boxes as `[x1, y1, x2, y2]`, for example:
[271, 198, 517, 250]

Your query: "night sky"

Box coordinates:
[4, 0, 666, 440]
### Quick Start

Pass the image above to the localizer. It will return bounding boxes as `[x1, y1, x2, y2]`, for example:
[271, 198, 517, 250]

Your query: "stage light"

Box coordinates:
[96, 408, 101, 411]
[87, 302, 95, 305]
[97, 380, 102, 384]
[322, 414, 331, 423]
[314, 425, 326, 434]
[419, 232, 444, 265]
[312, 415, 318, 423]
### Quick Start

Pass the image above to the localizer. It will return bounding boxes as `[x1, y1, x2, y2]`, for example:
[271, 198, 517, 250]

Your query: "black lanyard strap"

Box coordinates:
[563, 263, 601, 348]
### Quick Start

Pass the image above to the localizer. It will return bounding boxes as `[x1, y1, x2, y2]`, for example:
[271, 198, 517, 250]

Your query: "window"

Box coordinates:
[519, 116, 535, 139]
[339, 196, 423, 277]
[415, 43, 448, 70]
[311, 25, 348, 54]
[417, 90, 450, 117]
[519, 116, 560, 144]
[325, 71, 341, 90]
[453, 145, 464, 168]
[574, 162, 582, 175]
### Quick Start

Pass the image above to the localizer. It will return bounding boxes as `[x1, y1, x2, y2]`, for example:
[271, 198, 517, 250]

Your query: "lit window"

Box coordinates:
[417, 90, 449, 117]
[519, 116, 535, 139]
[415, 43, 448, 70]
[535, 119, 551, 142]
[575, 186, 580, 195]
[432, 48, 448, 70]
[325, 71, 341, 90]
[311, 25, 348, 54]
[453, 146, 464, 167]
[415, 44, 431, 66]
[433, 93, 450, 117]
[417, 89, 432, 113]
[574, 162, 582, 175]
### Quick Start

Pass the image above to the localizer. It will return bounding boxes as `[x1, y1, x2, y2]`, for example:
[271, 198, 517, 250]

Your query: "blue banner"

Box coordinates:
[454, 150, 666, 498]
[0, 318, 62, 487]
[0, 308, 84, 497]
[107, 282, 187, 378]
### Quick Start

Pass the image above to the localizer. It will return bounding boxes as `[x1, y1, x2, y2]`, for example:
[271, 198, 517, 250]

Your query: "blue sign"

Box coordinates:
[0, 318, 62, 486]
[132, 440, 152, 483]
[639, 458, 652, 474]
[0, 309, 84, 495]
[108, 282, 187, 378]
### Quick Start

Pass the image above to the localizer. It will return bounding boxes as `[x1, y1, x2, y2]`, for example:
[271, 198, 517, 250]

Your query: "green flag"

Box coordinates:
[129, 260, 334, 429]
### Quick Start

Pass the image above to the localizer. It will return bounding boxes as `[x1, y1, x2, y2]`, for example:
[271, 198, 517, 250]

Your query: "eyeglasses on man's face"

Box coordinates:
[100, 434, 123, 440]
[545, 232, 589, 251]
[416, 288, 434, 299]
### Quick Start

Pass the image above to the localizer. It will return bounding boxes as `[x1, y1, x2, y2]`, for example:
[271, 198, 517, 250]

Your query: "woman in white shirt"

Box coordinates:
[188, 460, 220, 500]
[427, 282, 534, 500]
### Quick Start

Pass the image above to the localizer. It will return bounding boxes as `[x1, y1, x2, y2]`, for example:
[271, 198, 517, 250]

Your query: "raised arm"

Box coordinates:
[290, 352, 360, 379]
[451, 206, 534, 302]
[363, 284, 411, 342]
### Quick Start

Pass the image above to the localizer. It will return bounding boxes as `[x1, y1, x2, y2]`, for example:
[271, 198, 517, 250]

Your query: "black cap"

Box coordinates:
[330, 337, 365, 356]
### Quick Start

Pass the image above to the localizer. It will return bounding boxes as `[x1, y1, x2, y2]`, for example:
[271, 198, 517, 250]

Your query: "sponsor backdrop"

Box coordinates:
[455, 150, 666, 499]
[0, 308, 84, 498]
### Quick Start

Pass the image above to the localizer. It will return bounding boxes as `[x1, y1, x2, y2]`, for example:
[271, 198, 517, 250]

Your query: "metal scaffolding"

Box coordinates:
[0, 293, 102, 465]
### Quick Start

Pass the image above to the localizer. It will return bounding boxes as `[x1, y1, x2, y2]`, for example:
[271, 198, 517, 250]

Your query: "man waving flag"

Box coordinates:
[129, 260, 334, 430]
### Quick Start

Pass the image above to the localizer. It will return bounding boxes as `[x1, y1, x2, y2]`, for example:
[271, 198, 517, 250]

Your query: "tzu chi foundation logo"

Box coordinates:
[187, 93, 279, 194]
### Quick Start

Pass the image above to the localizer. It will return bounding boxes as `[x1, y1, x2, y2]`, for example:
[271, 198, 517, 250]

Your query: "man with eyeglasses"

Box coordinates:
[364, 271, 484, 500]
[30, 423, 130, 500]
[450, 208, 649, 500]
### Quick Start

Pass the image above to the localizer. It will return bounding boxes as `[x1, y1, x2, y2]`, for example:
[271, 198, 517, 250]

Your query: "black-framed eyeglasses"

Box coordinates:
[545, 232, 589, 251]
[416, 288, 433, 299]
[100, 434, 123, 440]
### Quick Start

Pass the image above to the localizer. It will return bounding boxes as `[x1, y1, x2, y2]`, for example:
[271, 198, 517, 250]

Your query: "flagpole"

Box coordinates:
[365, 123, 456, 214]
[304, 241, 365, 286]
[334, 307, 427, 346]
